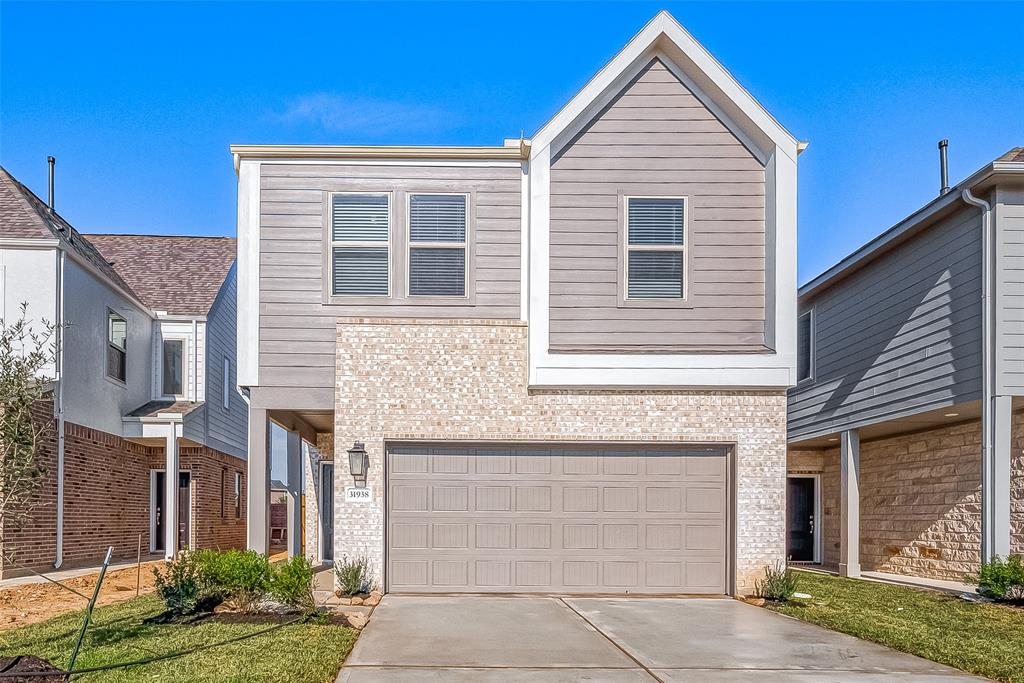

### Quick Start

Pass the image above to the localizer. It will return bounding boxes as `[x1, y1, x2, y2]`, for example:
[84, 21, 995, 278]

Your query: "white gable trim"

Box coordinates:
[532, 11, 798, 161]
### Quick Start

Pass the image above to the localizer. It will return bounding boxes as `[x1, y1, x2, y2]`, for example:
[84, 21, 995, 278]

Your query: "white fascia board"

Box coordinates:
[236, 159, 260, 387]
[253, 158, 522, 169]
[0, 238, 61, 248]
[533, 365, 792, 389]
[531, 11, 798, 160]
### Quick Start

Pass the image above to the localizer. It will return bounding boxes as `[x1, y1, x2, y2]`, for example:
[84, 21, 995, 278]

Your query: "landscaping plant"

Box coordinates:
[270, 555, 316, 611]
[153, 553, 208, 617]
[755, 561, 798, 602]
[970, 554, 1024, 604]
[334, 555, 372, 596]
[194, 548, 272, 612]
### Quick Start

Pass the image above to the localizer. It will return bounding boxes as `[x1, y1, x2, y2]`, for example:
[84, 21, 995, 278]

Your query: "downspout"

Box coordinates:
[53, 248, 66, 569]
[962, 186, 994, 561]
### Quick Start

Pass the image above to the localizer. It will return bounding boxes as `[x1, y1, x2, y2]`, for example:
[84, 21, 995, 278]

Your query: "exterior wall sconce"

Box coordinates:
[347, 442, 369, 487]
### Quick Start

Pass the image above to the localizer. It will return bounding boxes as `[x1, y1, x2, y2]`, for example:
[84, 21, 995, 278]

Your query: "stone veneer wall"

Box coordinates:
[788, 415, 1024, 582]
[334, 318, 788, 595]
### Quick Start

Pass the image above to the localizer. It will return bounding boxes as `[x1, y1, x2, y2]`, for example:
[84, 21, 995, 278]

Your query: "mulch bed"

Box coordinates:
[0, 655, 65, 682]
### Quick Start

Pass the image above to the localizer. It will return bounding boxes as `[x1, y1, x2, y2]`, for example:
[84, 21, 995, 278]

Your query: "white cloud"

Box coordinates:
[276, 93, 458, 137]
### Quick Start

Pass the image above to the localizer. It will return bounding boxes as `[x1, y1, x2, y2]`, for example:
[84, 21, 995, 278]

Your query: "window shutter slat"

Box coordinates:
[332, 247, 389, 296]
[332, 194, 389, 242]
[628, 198, 684, 245]
[627, 251, 683, 298]
[409, 194, 466, 243]
[409, 248, 465, 296]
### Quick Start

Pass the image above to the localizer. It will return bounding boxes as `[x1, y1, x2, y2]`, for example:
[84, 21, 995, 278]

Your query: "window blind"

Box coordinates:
[331, 194, 390, 296]
[625, 197, 686, 299]
[408, 194, 467, 297]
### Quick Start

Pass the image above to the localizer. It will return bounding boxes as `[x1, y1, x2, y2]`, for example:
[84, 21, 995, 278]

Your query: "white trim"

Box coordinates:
[405, 192, 470, 299]
[105, 308, 128, 384]
[623, 195, 689, 302]
[328, 191, 393, 298]
[236, 159, 260, 387]
[159, 336, 187, 399]
[0, 238, 60, 248]
[531, 11, 797, 160]
[253, 158, 522, 169]
[150, 467, 191, 555]
[787, 474, 822, 564]
[519, 160, 530, 321]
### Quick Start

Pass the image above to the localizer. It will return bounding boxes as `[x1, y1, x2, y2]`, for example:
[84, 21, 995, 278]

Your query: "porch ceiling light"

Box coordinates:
[347, 442, 368, 486]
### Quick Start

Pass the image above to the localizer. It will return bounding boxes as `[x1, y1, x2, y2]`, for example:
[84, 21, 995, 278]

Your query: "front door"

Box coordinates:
[178, 472, 191, 550]
[787, 477, 815, 562]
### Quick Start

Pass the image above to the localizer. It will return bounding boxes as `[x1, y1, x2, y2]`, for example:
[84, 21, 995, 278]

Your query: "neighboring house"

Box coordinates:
[0, 166, 248, 578]
[235, 11, 801, 596]
[787, 148, 1024, 582]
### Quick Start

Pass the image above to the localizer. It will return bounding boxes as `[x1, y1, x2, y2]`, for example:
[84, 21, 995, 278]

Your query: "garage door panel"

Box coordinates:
[387, 444, 729, 594]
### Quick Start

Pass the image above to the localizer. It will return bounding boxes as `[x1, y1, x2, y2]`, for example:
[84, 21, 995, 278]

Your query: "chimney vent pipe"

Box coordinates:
[938, 140, 949, 195]
[47, 156, 55, 211]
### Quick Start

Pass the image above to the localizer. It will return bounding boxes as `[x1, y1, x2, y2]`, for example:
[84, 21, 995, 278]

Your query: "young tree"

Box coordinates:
[0, 304, 58, 565]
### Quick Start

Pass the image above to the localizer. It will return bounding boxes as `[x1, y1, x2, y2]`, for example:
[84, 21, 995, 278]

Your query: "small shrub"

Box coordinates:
[755, 561, 798, 602]
[196, 548, 272, 612]
[970, 555, 1024, 603]
[153, 553, 207, 616]
[335, 555, 372, 596]
[270, 555, 316, 611]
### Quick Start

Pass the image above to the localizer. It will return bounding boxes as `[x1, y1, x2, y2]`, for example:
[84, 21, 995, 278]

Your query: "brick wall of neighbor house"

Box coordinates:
[0, 400, 247, 579]
[333, 318, 788, 595]
[178, 446, 247, 552]
[789, 415, 1024, 581]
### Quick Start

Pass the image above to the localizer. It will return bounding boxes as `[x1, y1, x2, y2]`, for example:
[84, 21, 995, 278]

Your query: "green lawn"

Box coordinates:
[0, 595, 358, 682]
[769, 570, 1024, 683]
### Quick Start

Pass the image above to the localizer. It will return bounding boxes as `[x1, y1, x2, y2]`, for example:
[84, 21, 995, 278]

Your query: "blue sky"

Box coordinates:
[2, 1, 1023, 286]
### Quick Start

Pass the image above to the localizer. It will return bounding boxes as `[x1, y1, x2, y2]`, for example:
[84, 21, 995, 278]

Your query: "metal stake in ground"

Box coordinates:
[67, 546, 113, 674]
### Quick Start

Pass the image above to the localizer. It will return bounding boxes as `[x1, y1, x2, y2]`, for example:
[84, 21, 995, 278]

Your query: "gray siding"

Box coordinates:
[259, 164, 521, 389]
[788, 205, 983, 441]
[548, 58, 766, 353]
[996, 187, 1024, 394]
[205, 264, 248, 457]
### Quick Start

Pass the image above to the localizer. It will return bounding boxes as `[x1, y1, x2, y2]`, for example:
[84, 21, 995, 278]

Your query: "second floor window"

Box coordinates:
[331, 193, 390, 296]
[106, 310, 127, 383]
[625, 197, 686, 299]
[408, 194, 467, 297]
[797, 310, 814, 382]
[162, 339, 183, 396]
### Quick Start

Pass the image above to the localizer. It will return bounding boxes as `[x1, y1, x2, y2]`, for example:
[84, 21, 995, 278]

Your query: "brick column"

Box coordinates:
[839, 429, 860, 577]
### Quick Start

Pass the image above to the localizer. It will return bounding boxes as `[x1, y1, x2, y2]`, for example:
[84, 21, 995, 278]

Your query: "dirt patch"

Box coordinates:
[0, 655, 65, 682]
[0, 561, 164, 631]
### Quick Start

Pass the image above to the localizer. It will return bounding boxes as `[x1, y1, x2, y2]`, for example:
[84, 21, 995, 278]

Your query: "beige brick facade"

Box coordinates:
[788, 415, 1024, 582]
[333, 318, 788, 594]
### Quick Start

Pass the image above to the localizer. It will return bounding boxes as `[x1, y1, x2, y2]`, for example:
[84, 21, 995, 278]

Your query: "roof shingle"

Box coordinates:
[997, 147, 1024, 163]
[87, 234, 236, 316]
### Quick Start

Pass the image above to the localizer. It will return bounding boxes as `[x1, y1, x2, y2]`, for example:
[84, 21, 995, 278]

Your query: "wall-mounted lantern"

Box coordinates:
[347, 442, 369, 487]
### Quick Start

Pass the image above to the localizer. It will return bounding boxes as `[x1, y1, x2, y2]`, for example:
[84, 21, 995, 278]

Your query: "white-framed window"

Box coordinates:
[162, 339, 184, 396]
[106, 310, 127, 383]
[407, 193, 468, 297]
[797, 309, 814, 383]
[624, 196, 686, 300]
[222, 356, 231, 411]
[330, 192, 391, 296]
[234, 471, 242, 518]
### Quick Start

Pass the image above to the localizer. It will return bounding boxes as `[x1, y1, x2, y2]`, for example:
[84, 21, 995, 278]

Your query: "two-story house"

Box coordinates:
[0, 165, 248, 578]
[787, 148, 1024, 583]
[235, 11, 801, 596]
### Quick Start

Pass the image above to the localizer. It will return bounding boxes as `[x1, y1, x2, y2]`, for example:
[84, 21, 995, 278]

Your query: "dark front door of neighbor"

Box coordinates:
[787, 477, 815, 562]
[178, 472, 191, 550]
[321, 464, 334, 562]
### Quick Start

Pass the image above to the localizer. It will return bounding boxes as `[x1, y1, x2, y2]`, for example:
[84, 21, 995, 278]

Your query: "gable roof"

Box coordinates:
[530, 10, 800, 160]
[799, 146, 1024, 301]
[87, 234, 237, 317]
[0, 166, 143, 301]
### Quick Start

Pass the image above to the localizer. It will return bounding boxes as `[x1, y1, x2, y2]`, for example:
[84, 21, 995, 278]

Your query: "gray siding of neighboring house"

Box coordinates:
[258, 164, 521, 390]
[204, 264, 247, 458]
[996, 186, 1024, 394]
[788, 205, 983, 441]
[548, 58, 767, 353]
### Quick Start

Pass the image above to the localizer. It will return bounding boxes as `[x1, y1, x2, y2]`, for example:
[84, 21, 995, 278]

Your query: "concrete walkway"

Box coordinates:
[337, 595, 985, 682]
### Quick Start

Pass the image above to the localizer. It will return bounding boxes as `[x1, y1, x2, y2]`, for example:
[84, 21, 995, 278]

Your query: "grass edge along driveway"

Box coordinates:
[768, 570, 1024, 683]
[0, 594, 358, 682]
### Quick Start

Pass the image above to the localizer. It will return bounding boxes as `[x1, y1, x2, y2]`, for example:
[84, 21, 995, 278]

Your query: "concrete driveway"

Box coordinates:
[338, 596, 985, 682]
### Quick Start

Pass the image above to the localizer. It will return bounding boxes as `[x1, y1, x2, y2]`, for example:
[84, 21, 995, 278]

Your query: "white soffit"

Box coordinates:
[530, 10, 799, 161]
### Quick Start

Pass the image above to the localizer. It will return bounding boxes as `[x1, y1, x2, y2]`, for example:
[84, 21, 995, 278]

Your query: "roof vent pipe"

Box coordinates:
[938, 139, 950, 195]
[47, 156, 56, 211]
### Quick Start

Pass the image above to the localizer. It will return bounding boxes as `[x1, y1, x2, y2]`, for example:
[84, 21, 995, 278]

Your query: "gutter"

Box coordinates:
[962, 187, 996, 561]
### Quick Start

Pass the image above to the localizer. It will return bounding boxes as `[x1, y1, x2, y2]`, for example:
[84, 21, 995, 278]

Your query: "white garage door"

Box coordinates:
[386, 443, 730, 594]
